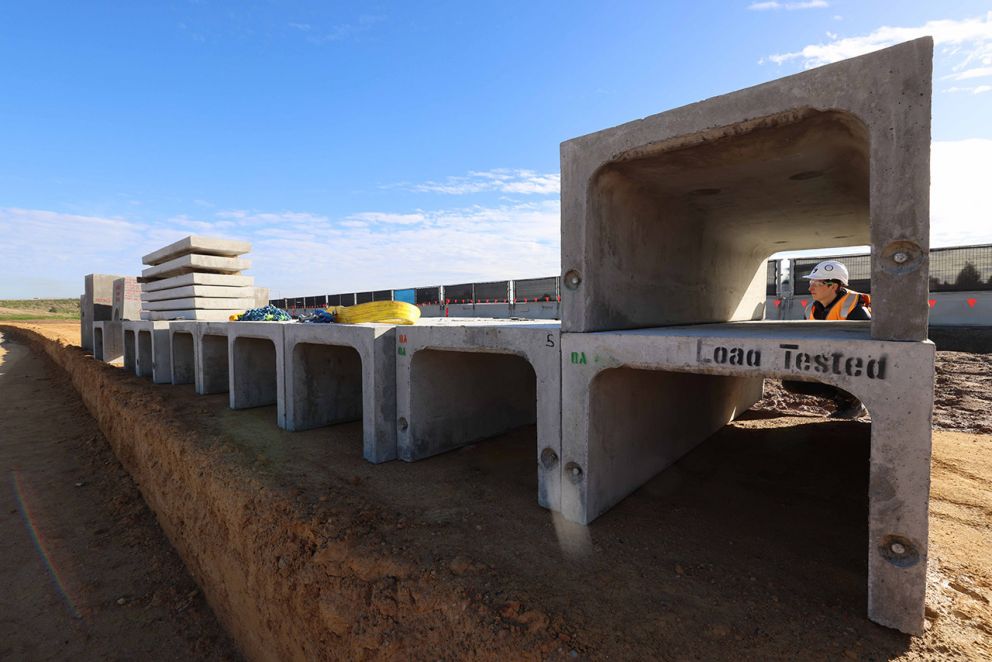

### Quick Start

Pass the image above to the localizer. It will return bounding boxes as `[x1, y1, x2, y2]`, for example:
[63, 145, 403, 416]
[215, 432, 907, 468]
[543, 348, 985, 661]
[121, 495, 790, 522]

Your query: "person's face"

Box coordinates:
[809, 279, 838, 305]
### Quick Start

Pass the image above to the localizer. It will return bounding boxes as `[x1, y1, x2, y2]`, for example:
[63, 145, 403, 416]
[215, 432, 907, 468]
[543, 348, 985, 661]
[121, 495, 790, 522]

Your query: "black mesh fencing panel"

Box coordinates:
[792, 254, 872, 295]
[444, 283, 473, 303]
[766, 261, 778, 296]
[514, 276, 558, 302]
[373, 290, 392, 301]
[415, 287, 441, 304]
[474, 280, 509, 302]
[355, 291, 374, 304]
[271, 298, 286, 309]
[930, 244, 992, 292]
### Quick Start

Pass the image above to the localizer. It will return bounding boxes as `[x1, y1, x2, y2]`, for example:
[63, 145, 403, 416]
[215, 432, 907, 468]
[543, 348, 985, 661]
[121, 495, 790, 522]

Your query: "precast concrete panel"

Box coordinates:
[168, 321, 199, 385]
[83, 274, 119, 351]
[560, 38, 933, 341]
[283, 323, 398, 464]
[395, 320, 562, 511]
[227, 322, 291, 427]
[560, 321, 934, 634]
[123, 328, 137, 373]
[124, 321, 174, 383]
[196, 322, 230, 395]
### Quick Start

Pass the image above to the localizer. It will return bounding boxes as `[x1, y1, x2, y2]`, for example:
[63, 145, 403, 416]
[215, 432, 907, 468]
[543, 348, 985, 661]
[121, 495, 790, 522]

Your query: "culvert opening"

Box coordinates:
[172, 332, 195, 385]
[408, 349, 537, 459]
[93, 327, 104, 360]
[584, 109, 870, 331]
[123, 329, 136, 372]
[232, 336, 277, 409]
[291, 342, 363, 431]
[588, 365, 873, 613]
[200, 333, 229, 394]
[137, 330, 153, 377]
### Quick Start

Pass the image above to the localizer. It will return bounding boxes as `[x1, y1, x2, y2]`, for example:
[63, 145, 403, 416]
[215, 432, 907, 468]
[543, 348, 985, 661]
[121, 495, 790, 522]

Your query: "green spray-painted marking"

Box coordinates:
[398, 347, 407, 356]
[570, 351, 587, 365]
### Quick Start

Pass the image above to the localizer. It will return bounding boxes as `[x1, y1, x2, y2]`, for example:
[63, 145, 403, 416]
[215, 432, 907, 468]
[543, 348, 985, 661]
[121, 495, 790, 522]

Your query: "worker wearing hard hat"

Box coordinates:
[783, 259, 871, 419]
[803, 260, 871, 321]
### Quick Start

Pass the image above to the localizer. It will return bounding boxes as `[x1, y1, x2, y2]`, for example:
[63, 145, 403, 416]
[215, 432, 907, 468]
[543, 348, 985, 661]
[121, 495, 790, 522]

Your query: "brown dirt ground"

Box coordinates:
[1, 320, 991, 660]
[0, 329, 240, 660]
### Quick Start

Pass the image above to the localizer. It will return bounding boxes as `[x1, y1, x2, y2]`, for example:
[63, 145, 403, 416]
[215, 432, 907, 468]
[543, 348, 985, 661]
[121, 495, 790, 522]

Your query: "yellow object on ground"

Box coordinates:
[327, 301, 421, 325]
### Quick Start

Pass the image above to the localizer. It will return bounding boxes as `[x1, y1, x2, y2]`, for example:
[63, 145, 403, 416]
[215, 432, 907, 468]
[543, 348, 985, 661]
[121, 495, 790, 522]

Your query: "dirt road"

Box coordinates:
[0, 331, 240, 660]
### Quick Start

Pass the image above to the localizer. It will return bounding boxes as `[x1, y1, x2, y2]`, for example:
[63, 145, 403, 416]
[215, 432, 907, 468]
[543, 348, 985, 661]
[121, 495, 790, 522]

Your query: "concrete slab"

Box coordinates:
[228, 322, 292, 427]
[82, 274, 119, 351]
[141, 254, 251, 280]
[122, 321, 175, 383]
[141, 272, 255, 292]
[112, 276, 141, 320]
[142, 235, 251, 266]
[560, 321, 934, 634]
[142, 285, 257, 301]
[93, 321, 123, 363]
[142, 297, 256, 311]
[168, 321, 199, 386]
[141, 309, 243, 321]
[283, 323, 398, 464]
[195, 322, 231, 395]
[396, 320, 562, 511]
[560, 38, 933, 342]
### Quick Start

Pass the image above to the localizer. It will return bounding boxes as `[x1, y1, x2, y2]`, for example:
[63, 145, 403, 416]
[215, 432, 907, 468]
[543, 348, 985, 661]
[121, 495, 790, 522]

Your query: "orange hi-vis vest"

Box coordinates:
[806, 290, 871, 320]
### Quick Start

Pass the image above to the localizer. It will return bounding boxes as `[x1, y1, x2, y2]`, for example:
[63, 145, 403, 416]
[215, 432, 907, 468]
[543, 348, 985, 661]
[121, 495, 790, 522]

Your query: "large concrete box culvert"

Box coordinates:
[137, 330, 154, 378]
[395, 321, 562, 511]
[123, 329, 137, 373]
[561, 38, 933, 342]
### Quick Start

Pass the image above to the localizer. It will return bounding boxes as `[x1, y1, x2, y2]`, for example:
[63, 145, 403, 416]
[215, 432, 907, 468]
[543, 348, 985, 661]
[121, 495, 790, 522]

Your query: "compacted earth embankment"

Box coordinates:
[3, 321, 991, 660]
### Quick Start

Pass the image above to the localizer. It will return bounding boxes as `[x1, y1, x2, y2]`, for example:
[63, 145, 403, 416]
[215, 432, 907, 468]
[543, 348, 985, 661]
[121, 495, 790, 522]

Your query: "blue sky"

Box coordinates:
[1, 1, 990, 298]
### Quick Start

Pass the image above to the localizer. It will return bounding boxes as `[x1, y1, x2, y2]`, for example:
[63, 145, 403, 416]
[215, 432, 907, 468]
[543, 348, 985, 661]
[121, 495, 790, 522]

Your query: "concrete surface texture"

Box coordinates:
[93, 321, 123, 363]
[168, 321, 199, 386]
[193, 322, 230, 395]
[559, 37, 933, 342]
[395, 320, 562, 511]
[253, 287, 270, 308]
[112, 276, 141, 321]
[283, 323, 398, 464]
[82, 273, 119, 351]
[141, 254, 251, 281]
[227, 321, 292, 428]
[560, 321, 934, 634]
[142, 297, 256, 311]
[141, 235, 251, 266]
[141, 285, 257, 301]
[141, 273, 255, 292]
[122, 321, 175, 384]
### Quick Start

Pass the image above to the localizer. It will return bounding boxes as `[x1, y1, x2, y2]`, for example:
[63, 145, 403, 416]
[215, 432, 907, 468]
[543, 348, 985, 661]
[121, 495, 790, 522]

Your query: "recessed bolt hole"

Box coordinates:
[789, 170, 824, 181]
[540, 448, 559, 469]
[891, 542, 906, 555]
[398, 417, 408, 432]
[879, 534, 919, 568]
[563, 270, 582, 290]
[893, 252, 909, 264]
[564, 462, 583, 484]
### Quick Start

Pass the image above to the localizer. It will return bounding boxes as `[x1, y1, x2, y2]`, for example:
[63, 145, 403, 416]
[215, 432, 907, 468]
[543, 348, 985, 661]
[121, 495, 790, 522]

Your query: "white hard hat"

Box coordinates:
[803, 260, 849, 286]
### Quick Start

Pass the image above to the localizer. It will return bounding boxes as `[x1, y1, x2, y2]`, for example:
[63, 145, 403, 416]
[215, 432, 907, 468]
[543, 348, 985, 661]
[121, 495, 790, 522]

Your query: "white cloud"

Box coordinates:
[346, 212, 426, 225]
[944, 84, 992, 94]
[395, 169, 561, 196]
[749, 1, 828, 10]
[943, 65, 992, 80]
[766, 11, 992, 68]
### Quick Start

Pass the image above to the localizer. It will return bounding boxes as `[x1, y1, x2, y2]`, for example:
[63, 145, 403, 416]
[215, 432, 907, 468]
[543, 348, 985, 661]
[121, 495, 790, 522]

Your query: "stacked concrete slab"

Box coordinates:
[557, 38, 935, 634]
[139, 236, 255, 321]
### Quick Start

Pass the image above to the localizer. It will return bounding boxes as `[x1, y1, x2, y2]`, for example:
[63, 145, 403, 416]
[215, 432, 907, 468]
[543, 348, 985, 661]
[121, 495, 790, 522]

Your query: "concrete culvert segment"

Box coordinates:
[93, 325, 104, 361]
[196, 327, 230, 395]
[560, 37, 933, 341]
[231, 337, 277, 408]
[137, 330, 153, 378]
[123, 328, 137, 373]
[171, 331, 195, 385]
[291, 342, 363, 429]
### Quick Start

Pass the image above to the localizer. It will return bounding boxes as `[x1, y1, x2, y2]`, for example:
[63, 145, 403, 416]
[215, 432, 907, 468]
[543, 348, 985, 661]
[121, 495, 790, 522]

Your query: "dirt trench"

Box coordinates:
[2, 321, 991, 660]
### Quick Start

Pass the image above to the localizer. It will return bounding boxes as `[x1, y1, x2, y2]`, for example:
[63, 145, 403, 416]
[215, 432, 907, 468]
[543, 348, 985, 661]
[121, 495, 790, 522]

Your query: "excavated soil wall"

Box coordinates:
[0, 326, 561, 661]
